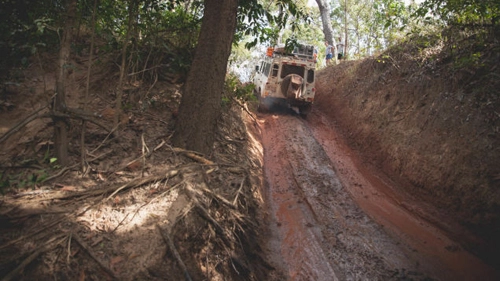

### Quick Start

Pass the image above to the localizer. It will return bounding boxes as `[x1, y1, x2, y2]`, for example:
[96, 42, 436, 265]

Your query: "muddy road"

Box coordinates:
[258, 108, 498, 281]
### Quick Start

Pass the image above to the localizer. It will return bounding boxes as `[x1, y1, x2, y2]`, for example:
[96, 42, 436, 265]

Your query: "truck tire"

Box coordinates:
[254, 87, 261, 98]
[258, 96, 269, 113]
[298, 104, 312, 118]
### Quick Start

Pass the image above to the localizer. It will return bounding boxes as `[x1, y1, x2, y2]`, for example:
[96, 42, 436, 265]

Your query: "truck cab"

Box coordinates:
[253, 44, 316, 117]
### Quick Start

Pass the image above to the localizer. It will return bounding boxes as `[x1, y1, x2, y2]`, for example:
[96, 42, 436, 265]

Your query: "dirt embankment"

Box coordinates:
[0, 53, 278, 281]
[314, 36, 500, 267]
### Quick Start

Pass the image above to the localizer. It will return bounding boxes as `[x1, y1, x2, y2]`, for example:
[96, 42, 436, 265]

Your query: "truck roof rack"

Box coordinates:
[271, 43, 315, 60]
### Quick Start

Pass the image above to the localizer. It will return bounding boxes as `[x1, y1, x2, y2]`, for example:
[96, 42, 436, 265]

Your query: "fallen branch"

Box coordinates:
[111, 180, 184, 233]
[1, 234, 67, 281]
[0, 104, 49, 144]
[106, 168, 178, 200]
[200, 185, 237, 210]
[156, 224, 193, 281]
[184, 184, 227, 241]
[232, 177, 246, 206]
[172, 147, 214, 165]
[71, 233, 117, 280]
[50, 111, 112, 133]
[231, 97, 257, 123]
[0, 215, 67, 251]
[40, 150, 112, 184]
[108, 140, 165, 174]
[89, 125, 119, 155]
[41, 168, 180, 203]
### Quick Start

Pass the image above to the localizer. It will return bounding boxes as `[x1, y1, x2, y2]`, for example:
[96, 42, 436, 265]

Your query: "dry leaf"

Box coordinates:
[110, 256, 124, 266]
[61, 185, 76, 191]
[79, 269, 86, 281]
[91, 237, 103, 247]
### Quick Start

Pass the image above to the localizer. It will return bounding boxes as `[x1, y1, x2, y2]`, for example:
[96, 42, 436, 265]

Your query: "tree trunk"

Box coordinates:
[80, 0, 98, 172]
[53, 0, 77, 167]
[315, 0, 338, 64]
[172, 0, 238, 155]
[344, 0, 348, 60]
[115, 0, 136, 128]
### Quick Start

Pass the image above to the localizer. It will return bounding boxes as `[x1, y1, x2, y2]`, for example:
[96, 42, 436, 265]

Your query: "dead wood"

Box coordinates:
[200, 185, 237, 210]
[232, 177, 246, 206]
[0, 215, 66, 251]
[111, 180, 184, 233]
[0, 201, 98, 252]
[156, 224, 193, 281]
[41, 168, 180, 203]
[231, 97, 257, 123]
[0, 104, 113, 145]
[184, 183, 228, 244]
[1, 234, 67, 281]
[105, 168, 178, 200]
[172, 147, 214, 165]
[71, 232, 118, 280]
[107, 139, 165, 175]
[41, 150, 112, 184]
[89, 125, 119, 155]
[0, 104, 49, 144]
[50, 110, 112, 133]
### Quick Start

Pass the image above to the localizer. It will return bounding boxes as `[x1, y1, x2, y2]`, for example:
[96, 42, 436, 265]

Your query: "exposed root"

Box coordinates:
[71, 233, 118, 280]
[0, 101, 267, 280]
[1, 234, 67, 281]
[156, 224, 193, 281]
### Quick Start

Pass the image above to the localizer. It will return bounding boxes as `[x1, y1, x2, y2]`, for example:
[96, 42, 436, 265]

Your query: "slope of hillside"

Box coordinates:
[315, 32, 500, 267]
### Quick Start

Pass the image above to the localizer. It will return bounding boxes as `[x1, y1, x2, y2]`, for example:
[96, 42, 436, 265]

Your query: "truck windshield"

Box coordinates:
[280, 64, 304, 79]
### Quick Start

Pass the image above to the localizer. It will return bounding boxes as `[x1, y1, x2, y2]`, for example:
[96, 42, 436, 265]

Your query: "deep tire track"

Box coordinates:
[260, 113, 431, 281]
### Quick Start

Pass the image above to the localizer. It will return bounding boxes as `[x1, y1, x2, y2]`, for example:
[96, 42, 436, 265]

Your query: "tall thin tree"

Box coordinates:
[53, 0, 77, 166]
[80, 0, 98, 172]
[115, 0, 137, 128]
[315, 0, 338, 64]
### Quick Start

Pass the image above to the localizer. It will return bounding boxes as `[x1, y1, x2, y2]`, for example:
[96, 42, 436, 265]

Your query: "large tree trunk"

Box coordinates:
[172, 0, 238, 155]
[53, 0, 77, 166]
[315, 0, 338, 64]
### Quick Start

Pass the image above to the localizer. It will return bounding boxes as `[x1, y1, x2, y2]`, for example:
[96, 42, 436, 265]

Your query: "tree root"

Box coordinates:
[71, 232, 118, 280]
[0, 104, 113, 145]
[156, 224, 193, 281]
[1, 234, 67, 281]
[0, 104, 49, 144]
[171, 147, 215, 165]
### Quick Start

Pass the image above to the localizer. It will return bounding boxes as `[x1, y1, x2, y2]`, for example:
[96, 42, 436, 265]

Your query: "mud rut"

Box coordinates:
[258, 108, 497, 281]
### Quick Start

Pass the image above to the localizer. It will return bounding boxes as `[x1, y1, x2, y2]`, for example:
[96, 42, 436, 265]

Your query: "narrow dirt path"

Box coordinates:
[259, 109, 499, 281]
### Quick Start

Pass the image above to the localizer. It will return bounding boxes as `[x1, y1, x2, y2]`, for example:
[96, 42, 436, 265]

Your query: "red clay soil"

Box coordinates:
[259, 98, 500, 280]
[258, 106, 499, 280]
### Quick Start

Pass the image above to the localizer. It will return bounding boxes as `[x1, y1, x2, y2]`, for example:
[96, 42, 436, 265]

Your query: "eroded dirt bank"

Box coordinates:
[313, 40, 500, 267]
[258, 108, 499, 281]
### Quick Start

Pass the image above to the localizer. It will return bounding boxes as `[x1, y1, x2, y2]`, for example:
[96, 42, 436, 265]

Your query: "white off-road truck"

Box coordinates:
[253, 44, 316, 117]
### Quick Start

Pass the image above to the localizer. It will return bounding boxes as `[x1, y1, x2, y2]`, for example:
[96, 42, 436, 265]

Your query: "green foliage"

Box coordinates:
[415, 0, 500, 27]
[236, 0, 311, 48]
[0, 166, 50, 191]
[0, 0, 62, 78]
[224, 73, 256, 103]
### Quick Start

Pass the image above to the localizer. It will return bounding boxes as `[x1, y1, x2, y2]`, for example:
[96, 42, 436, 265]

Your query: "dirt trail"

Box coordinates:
[259, 109, 499, 281]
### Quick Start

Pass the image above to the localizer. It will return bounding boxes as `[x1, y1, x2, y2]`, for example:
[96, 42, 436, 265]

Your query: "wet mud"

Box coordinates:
[258, 109, 499, 281]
